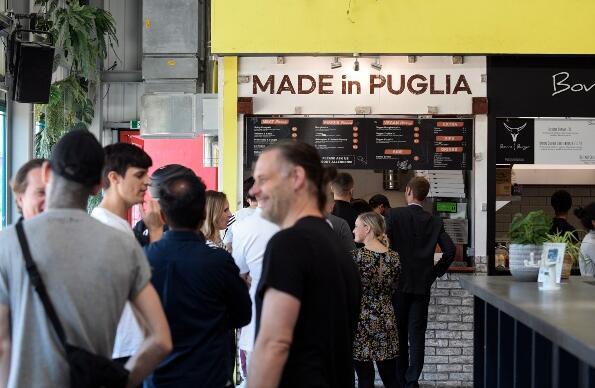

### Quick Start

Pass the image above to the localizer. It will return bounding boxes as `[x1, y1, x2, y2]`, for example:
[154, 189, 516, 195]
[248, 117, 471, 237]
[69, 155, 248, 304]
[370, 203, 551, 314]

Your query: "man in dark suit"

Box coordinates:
[385, 176, 455, 388]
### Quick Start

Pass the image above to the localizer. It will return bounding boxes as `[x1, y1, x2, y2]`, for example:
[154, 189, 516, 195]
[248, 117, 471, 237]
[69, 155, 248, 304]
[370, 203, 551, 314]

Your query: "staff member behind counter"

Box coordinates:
[549, 190, 579, 241]
[134, 164, 196, 246]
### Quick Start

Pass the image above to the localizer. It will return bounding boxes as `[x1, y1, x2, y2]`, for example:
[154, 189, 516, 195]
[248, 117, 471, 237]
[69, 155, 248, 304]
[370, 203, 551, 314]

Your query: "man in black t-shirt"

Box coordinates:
[248, 142, 361, 388]
[330, 172, 358, 231]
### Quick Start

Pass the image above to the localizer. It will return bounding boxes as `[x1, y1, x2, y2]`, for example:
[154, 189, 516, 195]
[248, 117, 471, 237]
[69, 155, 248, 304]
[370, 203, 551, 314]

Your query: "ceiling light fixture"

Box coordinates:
[353, 53, 360, 71]
[371, 57, 382, 71]
[330, 56, 342, 69]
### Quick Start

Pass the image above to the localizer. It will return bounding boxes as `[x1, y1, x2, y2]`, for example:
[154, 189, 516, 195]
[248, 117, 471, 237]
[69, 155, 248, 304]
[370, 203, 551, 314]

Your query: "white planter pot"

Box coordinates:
[509, 244, 543, 282]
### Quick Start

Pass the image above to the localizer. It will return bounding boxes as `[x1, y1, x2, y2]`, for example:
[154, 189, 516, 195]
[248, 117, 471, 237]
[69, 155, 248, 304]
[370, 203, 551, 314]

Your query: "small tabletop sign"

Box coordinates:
[538, 243, 566, 284]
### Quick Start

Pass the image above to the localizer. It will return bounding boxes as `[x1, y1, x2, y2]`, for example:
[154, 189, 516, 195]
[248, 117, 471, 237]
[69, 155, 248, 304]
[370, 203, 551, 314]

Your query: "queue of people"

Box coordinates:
[2, 131, 594, 388]
[0, 131, 456, 387]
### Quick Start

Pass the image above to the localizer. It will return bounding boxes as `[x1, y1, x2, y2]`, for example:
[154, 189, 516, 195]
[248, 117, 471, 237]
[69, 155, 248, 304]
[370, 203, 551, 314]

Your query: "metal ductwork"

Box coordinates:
[140, 0, 217, 138]
[140, 93, 217, 138]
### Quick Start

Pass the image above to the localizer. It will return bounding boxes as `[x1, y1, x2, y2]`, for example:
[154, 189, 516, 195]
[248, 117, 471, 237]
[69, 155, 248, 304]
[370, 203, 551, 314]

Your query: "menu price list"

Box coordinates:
[371, 119, 417, 170]
[245, 116, 473, 170]
[246, 117, 300, 162]
[312, 119, 367, 167]
[431, 120, 471, 169]
[366, 118, 472, 170]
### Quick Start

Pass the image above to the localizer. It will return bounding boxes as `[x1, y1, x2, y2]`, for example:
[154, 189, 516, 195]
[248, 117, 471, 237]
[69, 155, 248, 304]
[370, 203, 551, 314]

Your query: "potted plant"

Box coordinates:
[508, 210, 552, 281]
[545, 231, 581, 279]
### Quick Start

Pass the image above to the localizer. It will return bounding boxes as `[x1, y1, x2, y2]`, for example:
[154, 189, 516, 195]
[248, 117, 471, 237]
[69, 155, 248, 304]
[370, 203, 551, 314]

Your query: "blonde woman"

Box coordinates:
[202, 190, 232, 249]
[352, 211, 401, 388]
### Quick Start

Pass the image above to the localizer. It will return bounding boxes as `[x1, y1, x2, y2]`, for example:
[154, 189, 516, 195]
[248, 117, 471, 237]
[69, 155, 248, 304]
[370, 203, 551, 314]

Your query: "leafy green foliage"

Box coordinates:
[546, 231, 582, 264]
[35, 76, 94, 158]
[509, 210, 552, 245]
[87, 191, 103, 214]
[49, 2, 118, 80]
[34, 0, 118, 160]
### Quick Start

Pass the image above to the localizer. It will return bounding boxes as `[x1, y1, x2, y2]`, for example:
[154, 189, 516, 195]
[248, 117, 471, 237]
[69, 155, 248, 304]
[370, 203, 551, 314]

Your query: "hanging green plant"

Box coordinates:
[49, 2, 118, 80]
[35, 76, 94, 158]
[33, 0, 118, 158]
[33, 0, 118, 212]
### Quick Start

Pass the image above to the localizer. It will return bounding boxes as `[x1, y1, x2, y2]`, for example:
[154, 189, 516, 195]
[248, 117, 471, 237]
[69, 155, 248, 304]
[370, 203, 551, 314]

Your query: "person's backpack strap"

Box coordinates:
[15, 218, 69, 349]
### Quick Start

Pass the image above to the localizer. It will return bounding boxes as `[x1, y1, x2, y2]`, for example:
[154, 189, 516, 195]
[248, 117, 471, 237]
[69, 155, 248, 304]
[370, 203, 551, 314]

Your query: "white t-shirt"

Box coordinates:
[223, 207, 257, 245]
[91, 207, 145, 358]
[231, 208, 279, 351]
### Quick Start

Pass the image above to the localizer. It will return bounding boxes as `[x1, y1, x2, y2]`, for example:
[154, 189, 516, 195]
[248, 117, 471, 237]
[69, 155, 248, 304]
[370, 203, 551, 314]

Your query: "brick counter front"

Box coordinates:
[418, 257, 487, 388]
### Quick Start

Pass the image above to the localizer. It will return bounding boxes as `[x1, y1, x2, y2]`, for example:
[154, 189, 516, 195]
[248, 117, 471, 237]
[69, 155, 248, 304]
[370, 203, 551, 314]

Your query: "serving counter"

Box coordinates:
[460, 276, 595, 388]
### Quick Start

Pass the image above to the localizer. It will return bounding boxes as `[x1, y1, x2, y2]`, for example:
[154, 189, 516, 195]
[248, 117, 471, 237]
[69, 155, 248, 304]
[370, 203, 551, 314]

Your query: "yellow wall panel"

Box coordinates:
[212, 0, 595, 54]
[222, 56, 239, 211]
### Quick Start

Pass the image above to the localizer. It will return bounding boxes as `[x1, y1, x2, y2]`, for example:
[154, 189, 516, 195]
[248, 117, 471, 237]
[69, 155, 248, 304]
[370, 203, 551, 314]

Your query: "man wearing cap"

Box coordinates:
[133, 164, 196, 246]
[0, 130, 172, 387]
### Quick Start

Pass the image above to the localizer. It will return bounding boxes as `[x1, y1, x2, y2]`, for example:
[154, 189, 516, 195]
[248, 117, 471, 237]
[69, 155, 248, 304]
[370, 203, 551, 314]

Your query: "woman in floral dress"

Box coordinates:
[352, 211, 401, 388]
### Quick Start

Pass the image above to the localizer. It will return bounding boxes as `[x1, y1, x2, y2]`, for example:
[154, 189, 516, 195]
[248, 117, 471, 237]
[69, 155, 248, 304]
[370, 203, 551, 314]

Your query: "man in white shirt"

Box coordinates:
[224, 177, 258, 252]
[231, 207, 279, 387]
[91, 142, 152, 366]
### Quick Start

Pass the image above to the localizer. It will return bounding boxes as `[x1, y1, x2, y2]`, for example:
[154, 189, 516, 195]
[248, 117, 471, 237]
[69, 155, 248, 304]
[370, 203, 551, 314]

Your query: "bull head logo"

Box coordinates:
[503, 122, 527, 143]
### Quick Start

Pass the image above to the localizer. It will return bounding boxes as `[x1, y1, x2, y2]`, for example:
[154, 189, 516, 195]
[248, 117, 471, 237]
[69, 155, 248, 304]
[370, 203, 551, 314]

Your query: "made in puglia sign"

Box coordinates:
[252, 74, 472, 96]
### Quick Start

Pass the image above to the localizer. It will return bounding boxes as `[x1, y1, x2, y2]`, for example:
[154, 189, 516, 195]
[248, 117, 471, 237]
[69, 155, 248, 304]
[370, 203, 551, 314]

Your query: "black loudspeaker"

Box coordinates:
[11, 40, 55, 103]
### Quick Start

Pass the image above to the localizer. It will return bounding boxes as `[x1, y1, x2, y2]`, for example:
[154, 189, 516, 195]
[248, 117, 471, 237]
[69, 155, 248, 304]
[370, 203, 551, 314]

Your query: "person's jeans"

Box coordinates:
[393, 292, 431, 388]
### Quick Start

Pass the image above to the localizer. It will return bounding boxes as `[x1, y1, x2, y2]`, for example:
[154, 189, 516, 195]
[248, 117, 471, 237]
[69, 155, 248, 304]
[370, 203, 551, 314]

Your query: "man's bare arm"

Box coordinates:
[0, 305, 11, 388]
[248, 288, 300, 388]
[124, 284, 172, 388]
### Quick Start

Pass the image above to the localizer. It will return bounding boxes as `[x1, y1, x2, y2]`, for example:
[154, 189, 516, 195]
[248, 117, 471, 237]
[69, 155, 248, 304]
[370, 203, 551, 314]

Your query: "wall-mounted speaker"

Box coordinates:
[7, 29, 55, 104]
[11, 40, 54, 103]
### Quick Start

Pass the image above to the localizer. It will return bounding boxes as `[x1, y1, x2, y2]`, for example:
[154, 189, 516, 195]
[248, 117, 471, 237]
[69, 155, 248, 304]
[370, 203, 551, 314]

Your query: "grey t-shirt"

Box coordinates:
[327, 214, 356, 254]
[0, 209, 151, 388]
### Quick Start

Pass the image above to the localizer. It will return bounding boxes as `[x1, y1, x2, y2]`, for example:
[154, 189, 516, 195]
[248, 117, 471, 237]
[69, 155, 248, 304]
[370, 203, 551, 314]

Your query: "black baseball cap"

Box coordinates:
[50, 130, 104, 187]
[149, 164, 196, 198]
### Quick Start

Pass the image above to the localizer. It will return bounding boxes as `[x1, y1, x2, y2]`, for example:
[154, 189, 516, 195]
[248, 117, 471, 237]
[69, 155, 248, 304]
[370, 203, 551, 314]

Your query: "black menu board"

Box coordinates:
[245, 116, 473, 170]
[308, 119, 367, 167]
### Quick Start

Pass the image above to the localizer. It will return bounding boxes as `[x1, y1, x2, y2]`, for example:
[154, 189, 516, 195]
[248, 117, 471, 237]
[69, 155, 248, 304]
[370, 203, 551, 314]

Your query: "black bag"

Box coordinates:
[15, 219, 130, 388]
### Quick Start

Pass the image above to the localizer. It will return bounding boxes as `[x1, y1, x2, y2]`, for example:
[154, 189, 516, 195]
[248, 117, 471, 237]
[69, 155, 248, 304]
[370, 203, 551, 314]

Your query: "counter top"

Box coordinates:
[459, 276, 595, 368]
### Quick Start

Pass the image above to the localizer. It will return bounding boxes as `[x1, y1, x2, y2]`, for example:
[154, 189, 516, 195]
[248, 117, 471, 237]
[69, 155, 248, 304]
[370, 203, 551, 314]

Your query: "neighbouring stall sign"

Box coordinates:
[245, 116, 473, 170]
[496, 118, 595, 165]
[488, 56, 595, 117]
[251, 74, 472, 96]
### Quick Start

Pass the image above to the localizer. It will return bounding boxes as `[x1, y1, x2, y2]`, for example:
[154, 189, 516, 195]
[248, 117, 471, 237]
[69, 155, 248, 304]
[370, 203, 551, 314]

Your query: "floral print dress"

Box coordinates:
[352, 247, 401, 361]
